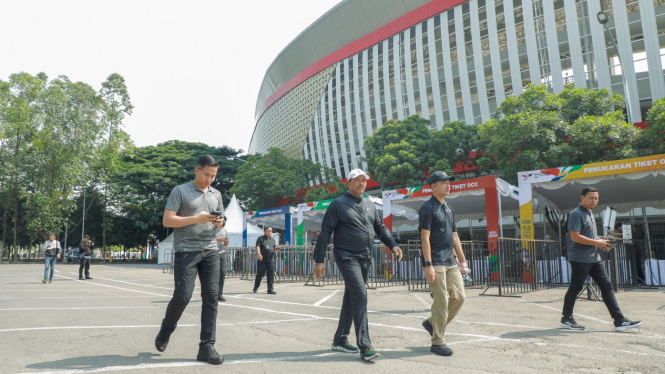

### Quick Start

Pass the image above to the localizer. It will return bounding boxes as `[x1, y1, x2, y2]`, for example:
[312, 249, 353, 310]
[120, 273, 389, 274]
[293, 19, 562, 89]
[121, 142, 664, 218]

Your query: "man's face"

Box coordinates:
[347, 175, 368, 196]
[581, 191, 599, 209]
[48, 235, 55, 241]
[83, 238, 89, 243]
[431, 180, 451, 196]
[265, 228, 272, 238]
[194, 165, 218, 188]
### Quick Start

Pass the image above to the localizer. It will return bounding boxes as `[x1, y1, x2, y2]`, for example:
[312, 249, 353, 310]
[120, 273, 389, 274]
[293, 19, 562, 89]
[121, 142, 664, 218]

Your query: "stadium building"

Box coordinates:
[250, 0, 665, 180]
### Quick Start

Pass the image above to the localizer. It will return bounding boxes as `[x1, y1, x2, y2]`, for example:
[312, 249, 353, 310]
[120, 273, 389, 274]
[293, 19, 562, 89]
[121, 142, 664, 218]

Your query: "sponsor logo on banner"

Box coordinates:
[488, 231, 498, 238]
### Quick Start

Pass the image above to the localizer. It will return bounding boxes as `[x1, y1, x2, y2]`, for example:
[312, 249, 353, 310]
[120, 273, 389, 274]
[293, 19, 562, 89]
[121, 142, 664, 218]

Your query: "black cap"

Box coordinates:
[428, 171, 456, 185]
[48, 232, 56, 237]
[84, 235, 90, 239]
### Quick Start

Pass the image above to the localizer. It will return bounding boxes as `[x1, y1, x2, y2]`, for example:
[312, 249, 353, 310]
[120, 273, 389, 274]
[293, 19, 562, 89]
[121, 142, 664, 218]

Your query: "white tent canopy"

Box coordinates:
[226, 195, 264, 247]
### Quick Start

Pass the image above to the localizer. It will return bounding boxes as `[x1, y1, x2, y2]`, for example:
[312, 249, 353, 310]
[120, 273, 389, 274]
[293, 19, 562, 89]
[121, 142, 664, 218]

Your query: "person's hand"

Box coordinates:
[56, 254, 60, 259]
[194, 211, 217, 224]
[257, 253, 263, 261]
[459, 260, 469, 275]
[424, 266, 436, 283]
[392, 246, 403, 262]
[314, 263, 325, 280]
[223, 238, 229, 246]
[596, 239, 614, 251]
[455, 257, 461, 267]
[215, 237, 225, 242]
[275, 246, 281, 251]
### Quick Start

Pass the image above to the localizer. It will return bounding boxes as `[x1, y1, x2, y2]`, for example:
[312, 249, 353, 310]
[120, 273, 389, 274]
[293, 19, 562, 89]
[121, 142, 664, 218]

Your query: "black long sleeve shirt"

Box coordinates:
[79, 241, 92, 256]
[313, 192, 397, 263]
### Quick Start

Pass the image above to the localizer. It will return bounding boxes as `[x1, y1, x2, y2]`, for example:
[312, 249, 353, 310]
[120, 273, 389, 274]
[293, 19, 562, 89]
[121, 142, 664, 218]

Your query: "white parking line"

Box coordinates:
[15, 352, 341, 374]
[313, 290, 340, 306]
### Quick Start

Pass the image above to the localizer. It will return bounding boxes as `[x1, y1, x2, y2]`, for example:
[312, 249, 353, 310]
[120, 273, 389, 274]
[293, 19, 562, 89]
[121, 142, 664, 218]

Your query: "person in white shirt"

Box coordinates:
[42, 233, 61, 283]
[215, 216, 229, 301]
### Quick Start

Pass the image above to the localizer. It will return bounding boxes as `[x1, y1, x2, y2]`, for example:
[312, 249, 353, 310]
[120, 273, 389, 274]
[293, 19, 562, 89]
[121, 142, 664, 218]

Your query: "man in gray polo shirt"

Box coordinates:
[560, 187, 641, 332]
[154, 155, 225, 365]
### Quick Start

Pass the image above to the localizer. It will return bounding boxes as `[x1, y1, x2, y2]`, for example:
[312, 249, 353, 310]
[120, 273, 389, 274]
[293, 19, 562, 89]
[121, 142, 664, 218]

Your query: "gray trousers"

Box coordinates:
[334, 257, 371, 350]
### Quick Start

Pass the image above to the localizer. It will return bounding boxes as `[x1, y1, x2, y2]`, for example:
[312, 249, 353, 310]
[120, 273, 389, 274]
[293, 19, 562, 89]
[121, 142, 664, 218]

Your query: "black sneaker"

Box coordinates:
[422, 319, 433, 336]
[359, 346, 380, 361]
[85, 276, 93, 280]
[268, 290, 276, 295]
[218, 296, 226, 302]
[197, 345, 224, 365]
[559, 316, 585, 330]
[331, 340, 359, 353]
[430, 344, 453, 356]
[155, 320, 175, 352]
[614, 318, 642, 331]
[79, 276, 84, 280]
[252, 288, 258, 293]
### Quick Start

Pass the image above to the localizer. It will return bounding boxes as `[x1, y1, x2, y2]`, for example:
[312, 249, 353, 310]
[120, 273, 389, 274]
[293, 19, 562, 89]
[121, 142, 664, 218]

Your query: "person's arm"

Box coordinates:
[42, 241, 49, 251]
[570, 231, 613, 250]
[163, 209, 217, 228]
[373, 207, 402, 261]
[256, 241, 263, 261]
[56, 241, 61, 258]
[419, 206, 435, 282]
[452, 233, 468, 274]
[313, 202, 339, 279]
[607, 231, 622, 237]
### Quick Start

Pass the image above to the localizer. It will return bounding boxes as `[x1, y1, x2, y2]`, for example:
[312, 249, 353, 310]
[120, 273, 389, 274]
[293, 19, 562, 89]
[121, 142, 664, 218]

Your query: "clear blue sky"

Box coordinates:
[0, 0, 342, 153]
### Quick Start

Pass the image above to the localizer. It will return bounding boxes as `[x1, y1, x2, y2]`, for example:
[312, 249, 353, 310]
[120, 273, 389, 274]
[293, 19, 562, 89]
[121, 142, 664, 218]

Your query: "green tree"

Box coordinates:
[98, 73, 134, 255]
[433, 121, 481, 179]
[231, 147, 334, 210]
[303, 168, 346, 202]
[364, 116, 441, 189]
[640, 97, 665, 155]
[566, 111, 638, 164]
[111, 140, 244, 244]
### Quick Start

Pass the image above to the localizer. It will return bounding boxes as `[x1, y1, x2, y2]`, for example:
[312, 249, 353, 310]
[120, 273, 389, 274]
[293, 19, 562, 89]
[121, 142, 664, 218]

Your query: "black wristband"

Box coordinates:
[424, 261, 433, 267]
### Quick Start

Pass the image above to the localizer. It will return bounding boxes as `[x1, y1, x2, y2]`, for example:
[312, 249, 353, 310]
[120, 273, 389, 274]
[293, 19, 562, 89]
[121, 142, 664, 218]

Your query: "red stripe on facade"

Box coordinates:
[255, 0, 467, 123]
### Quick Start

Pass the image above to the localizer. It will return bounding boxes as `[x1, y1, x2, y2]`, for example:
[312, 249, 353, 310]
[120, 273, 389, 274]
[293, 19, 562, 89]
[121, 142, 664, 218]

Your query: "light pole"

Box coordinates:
[63, 218, 69, 262]
[597, 11, 634, 124]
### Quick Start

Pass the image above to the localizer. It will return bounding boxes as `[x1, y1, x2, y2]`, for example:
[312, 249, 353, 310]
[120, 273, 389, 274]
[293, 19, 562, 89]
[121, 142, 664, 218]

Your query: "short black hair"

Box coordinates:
[581, 187, 598, 196]
[264, 226, 273, 232]
[614, 222, 623, 230]
[197, 155, 219, 168]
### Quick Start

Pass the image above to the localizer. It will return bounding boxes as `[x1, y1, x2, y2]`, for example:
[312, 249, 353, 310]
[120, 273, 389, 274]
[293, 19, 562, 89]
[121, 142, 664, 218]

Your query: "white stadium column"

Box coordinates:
[404, 26, 417, 116]
[383, 39, 393, 121]
[352, 54, 367, 168]
[427, 17, 444, 129]
[521, 0, 542, 86]
[564, 0, 587, 89]
[504, 0, 523, 95]
[415, 22, 431, 122]
[542, 0, 564, 93]
[470, 0, 491, 122]
[326, 80, 342, 176]
[318, 96, 334, 175]
[440, 10, 458, 121]
[486, 0, 506, 103]
[393, 35, 406, 120]
[335, 63, 350, 173]
[640, 0, 665, 101]
[362, 49, 373, 140]
[612, 0, 642, 122]
[372, 44, 383, 127]
[586, 0, 611, 91]
[454, 6, 475, 124]
[344, 59, 359, 170]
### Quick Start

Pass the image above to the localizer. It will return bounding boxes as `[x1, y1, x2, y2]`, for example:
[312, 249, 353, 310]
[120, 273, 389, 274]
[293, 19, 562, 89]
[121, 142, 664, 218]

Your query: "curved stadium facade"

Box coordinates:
[250, 0, 665, 181]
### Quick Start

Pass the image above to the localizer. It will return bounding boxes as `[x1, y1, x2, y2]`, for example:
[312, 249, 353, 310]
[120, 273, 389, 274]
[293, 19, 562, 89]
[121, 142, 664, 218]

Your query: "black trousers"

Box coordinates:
[628, 245, 646, 284]
[562, 261, 623, 321]
[254, 258, 275, 291]
[162, 250, 219, 348]
[218, 253, 226, 297]
[79, 258, 90, 277]
[334, 257, 371, 350]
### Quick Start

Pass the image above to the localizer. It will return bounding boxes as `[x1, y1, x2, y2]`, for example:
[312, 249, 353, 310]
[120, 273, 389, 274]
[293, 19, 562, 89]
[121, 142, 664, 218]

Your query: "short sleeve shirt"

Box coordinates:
[216, 228, 228, 253]
[418, 197, 457, 266]
[165, 181, 224, 252]
[256, 235, 276, 262]
[567, 204, 601, 263]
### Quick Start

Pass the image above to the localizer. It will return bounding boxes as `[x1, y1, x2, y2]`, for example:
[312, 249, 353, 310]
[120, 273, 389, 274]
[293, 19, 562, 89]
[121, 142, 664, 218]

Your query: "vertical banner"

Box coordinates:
[296, 205, 305, 245]
[242, 212, 248, 247]
[517, 176, 534, 240]
[382, 192, 393, 232]
[484, 186, 500, 249]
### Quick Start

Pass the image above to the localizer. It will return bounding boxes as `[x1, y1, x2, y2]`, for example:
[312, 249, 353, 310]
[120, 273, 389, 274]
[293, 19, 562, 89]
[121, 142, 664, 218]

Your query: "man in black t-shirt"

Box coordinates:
[253, 227, 280, 294]
[419, 171, 469, 357]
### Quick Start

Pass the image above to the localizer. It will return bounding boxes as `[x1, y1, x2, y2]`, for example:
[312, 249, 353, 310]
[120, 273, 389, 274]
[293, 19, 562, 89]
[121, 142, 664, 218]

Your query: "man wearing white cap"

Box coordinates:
[313, 169, 403, 362]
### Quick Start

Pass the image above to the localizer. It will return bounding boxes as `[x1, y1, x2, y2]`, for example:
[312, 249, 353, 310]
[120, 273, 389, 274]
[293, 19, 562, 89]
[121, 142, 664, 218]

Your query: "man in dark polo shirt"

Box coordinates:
[154, 155, 225, 365]
[419, 171, 469, 356]
[313, 169, 402, 362]
[253, 227, 280, 294]
[560, 187, 641, 332]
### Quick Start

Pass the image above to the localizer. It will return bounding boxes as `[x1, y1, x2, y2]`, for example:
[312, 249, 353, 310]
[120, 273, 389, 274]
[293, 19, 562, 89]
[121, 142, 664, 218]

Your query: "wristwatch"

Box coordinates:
[424, 261, 433, 267]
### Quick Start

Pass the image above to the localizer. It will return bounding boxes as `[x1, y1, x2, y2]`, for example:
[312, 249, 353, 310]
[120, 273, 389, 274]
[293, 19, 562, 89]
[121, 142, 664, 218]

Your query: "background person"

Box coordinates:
[560, 187, 642, 332]
[608, 222, 646, 285]
[78, 235, 93, 280]
[419, 171, 468, 357]
[313, 168, 403, 362]
[154, 155, 225, 365]
[253, 227, 280, 294]
[42, 233, 61, 283]
[215, 216, 229, 301]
